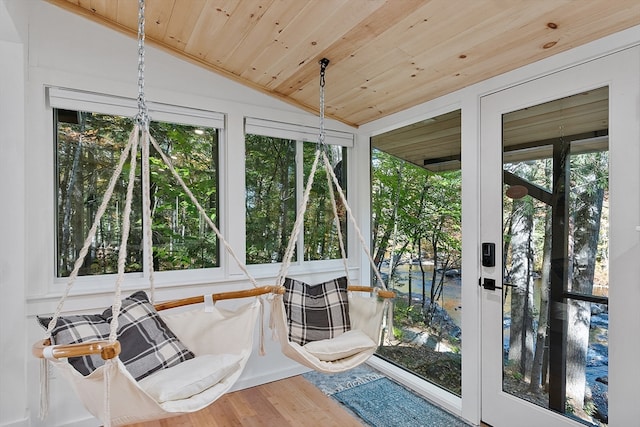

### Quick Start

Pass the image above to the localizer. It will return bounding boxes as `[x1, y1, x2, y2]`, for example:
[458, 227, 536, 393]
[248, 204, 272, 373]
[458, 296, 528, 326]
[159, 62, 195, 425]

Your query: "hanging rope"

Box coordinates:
[134, 0, 157, 305]
[40, 0, 264, 424]
[321, 150, 387, 289]
[275, 58, 387, 291]
[107, 128, 140, 343]
[147, 133, 260, 288]
[276, 149, 322, 287]
[132, 0, 259, 291]
[44, 129, 139, 340]
[135, 0, 149, 130]
[317, 58, 329, 150]
[317, 59, 350, 281]
[270, 60, 395, 360]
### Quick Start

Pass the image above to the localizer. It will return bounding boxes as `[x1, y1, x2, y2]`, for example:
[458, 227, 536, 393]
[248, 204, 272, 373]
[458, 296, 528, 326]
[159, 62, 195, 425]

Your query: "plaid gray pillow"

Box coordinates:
[283, 276, 351, 346]
[38, 290, 194, 381]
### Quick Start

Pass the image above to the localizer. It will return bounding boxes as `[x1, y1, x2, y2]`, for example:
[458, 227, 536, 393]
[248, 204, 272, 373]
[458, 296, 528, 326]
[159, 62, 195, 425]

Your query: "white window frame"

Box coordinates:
[244, 117, 354, 148]
[49, 87, 228, 290]
[244, 117, 358, 278]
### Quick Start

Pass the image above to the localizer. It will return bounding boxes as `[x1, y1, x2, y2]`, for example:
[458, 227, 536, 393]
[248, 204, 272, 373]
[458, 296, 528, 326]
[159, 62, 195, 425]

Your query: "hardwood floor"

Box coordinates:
[124, 375, 364, 427]
[125, 374, 491, 427]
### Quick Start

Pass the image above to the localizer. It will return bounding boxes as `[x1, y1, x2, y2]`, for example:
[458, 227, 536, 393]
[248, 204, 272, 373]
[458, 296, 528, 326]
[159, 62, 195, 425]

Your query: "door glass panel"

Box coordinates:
[372, 110, 462, 396]
[501, 87, 609, 426]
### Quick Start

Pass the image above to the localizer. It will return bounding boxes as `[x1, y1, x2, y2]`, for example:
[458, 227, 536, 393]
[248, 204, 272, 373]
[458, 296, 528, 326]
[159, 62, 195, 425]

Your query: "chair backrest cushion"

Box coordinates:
[38, 290, 194, 381]
[283, 276, 351, 346]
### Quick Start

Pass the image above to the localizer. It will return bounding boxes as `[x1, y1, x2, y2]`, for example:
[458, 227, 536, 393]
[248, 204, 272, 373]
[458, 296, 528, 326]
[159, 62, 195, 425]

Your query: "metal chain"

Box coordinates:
[317, 58, 329, 149]
[135, 0, 149, 129]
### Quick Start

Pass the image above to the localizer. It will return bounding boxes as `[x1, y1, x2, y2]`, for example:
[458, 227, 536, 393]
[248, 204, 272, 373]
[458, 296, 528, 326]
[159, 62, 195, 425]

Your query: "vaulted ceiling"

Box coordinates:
[46, 0, 640, 128]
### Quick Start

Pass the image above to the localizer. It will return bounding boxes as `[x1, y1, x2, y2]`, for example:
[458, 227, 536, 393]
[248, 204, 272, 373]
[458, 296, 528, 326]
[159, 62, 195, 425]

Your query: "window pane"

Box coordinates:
[373, 148, 463, 395]
[303, 144, 347, 261]
[245, 135, 296, 264]
[372, 109, 463, 396]
[245, 134, 348, 264]
[55, 109, 219, 277]
[148, 122, 219, 271]
[501, 87, 609, 425]
[56, 110, 140, 276]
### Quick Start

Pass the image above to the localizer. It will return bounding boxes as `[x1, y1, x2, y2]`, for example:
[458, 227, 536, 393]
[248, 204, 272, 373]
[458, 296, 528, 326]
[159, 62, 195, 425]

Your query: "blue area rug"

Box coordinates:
[303, 365, 385, 395]
[333, 377, 469, 427]
[303, 366, 471, 427]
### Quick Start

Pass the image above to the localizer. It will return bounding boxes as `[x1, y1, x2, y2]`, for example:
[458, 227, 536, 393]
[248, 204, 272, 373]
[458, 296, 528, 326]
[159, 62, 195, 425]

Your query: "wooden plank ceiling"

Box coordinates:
[46, 0, 640, 128]
[46, 1, 634, 171]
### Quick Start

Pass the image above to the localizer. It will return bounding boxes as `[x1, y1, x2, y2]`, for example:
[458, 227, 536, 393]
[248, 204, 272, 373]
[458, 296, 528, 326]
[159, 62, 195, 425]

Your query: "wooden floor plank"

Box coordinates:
[124, 375, 364, 427]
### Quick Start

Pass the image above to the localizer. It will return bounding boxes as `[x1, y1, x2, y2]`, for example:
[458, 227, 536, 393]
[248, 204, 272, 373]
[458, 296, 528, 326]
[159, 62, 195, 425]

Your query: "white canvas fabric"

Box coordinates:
[303, 329, 377, 361]
[139, 353, 243, 403]
[271, 290, 388, 373]
[45, 299, 262, 426]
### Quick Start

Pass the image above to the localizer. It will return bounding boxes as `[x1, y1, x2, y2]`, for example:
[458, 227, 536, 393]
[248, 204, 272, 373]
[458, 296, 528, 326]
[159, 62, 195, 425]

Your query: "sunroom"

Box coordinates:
[1, 1, 639, 427]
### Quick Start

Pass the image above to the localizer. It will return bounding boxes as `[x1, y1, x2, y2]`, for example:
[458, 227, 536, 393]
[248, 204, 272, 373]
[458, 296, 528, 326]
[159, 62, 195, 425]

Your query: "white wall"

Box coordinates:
[0, 1, 28, 426]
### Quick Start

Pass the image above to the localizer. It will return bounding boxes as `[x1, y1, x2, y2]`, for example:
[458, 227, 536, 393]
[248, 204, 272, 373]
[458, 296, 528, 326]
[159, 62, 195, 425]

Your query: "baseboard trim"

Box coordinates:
[232, 365, 310, 391]
[0, 417, 29, 427]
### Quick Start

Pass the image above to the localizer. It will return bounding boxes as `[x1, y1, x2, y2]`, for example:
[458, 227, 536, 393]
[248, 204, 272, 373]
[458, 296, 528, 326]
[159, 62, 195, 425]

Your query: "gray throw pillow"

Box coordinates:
[283, 276, 351, 346]
[38, 290, 194, 381]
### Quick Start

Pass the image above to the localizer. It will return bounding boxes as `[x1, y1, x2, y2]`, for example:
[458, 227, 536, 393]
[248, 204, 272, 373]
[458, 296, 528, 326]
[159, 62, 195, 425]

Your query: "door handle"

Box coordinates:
[479, 278, 516, 291]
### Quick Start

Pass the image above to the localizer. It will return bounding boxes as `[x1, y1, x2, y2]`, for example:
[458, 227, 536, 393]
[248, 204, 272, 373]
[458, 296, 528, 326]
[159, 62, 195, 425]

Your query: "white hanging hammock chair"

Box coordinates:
[35, 284, 265, 426]
[32, 2, 274, 425]
[269, 59, 395, 373]
[33, 124, 273, 427]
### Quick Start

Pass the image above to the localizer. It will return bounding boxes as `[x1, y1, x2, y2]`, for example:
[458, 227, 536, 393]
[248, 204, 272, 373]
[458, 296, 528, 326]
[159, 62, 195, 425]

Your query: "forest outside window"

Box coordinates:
[245, 121, 350, 265]
[55, 108, 220, 277]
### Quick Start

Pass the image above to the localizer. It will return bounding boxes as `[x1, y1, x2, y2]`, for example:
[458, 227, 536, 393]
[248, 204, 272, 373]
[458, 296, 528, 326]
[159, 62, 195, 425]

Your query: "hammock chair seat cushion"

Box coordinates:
[283, 276, 351, 345]
[38, 290, 194, 381]
[302, 329, 377, 361]
[139, 353, 243, 403]
[271, 290, 389, 373]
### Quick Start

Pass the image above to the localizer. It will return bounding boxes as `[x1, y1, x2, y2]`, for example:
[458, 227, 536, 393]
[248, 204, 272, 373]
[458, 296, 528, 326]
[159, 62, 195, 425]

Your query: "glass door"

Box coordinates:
[500, 87, 610, 426]
[480, 48, 639, 427]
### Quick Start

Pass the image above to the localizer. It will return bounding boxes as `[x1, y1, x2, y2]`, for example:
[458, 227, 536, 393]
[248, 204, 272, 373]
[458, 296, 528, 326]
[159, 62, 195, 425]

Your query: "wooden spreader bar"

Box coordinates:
[270, 284, 395, 300]
[33, 284, 393, 360]
[347, 285, 395, 299]
[33, 339, 121, 361]
[153, 285, 278, 311]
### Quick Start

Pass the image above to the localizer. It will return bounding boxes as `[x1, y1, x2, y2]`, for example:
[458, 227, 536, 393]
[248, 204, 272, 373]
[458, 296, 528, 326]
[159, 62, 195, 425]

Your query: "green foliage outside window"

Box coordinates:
[302, 144, 347, 261]
[245, 135, 296, 264]
[55, 109, 218, 277]
[245, 135, 347, 264]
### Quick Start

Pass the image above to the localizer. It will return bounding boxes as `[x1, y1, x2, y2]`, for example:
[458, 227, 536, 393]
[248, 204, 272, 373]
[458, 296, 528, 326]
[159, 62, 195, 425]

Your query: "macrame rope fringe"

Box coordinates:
[39, 359, 49, 420]
[259, 297, 266, 356]
[103, 359, 113, 427]
[386, 299, 395, 343]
